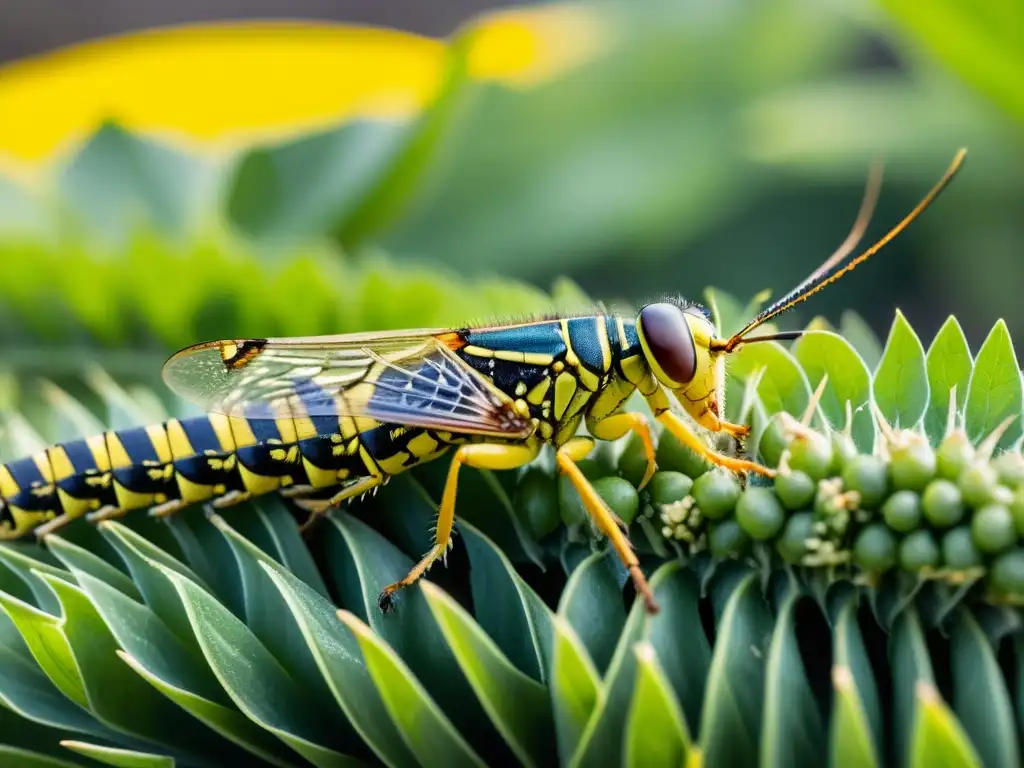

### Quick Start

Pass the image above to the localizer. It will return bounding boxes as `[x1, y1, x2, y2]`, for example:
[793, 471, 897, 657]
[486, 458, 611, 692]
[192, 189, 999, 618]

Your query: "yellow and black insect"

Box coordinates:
[0, 151, 965, 614]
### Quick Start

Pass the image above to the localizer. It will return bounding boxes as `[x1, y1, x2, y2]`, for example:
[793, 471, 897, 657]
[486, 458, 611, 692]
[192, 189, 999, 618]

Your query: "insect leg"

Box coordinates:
[378, 441, 540, 612]
[657, 411, 773, 477]
[586, 412, 657, 489]
[294, 474, 384, 531]
[556, 437, 659, 614]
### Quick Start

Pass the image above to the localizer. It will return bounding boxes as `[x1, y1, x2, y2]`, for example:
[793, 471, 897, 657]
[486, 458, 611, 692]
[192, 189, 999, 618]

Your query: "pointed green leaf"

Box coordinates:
[833, 598, 883, 760]
[40, 380, 105, 444]
[949, 611, 1019, 768]
[338, 610, 486, 768]
[118, 651, 299, 768]
[0, 747, 80, 768]
[45, 535, 140, 600]
[210, 515, 342, 720]
[459, 521, 554, 683]
[792, 330, 875, 451]
[60, 741, 175, 768]
[164, 509, 245, 618]
[964, 320, 1022, 449]
[924, 316, 973, 444]
[624, 642, 694, 768]
[830, 667, 880, 768]
[909, 683, 983, 768]
[729, 341, 812, 418]
[762, 595, 826, 767]
[157, 566, 362, 767]
[699, 574, 772, 766]
[0, 543, 75, 613]
[557, 551, 625, 675]
[322, 513, 510, 764]
[890, 609, 935, 768]
[874, 310, 929, 429]
[841, 311, 884, 371]
[422, 582, 556, 768]
[258, 561, 418, 768]
[549, 615, 602, 766]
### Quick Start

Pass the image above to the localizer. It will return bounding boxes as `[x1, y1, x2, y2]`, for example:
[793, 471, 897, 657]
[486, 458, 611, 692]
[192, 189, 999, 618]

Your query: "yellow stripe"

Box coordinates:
[527, 377, 551, 405]
[616, 316, 629, 351]
[175, 473, 217, 504]
[145, 424, 173, 464]
[227, 416, 258, 448]
[523, 352, 555, 366]
[560, 320, 581, 368]
[596, 316, 611, 372]
[209, 414, 237, 452]
[554, 372, 577, 420]
[165, 419, 196, 460]
[105, 432, 132, 469]
[86, 435, 111, 471]
[47, 446, 75, 483]
[0, 465, 19, 499]
[31, 451, 54, 483]
[462, 345, 495, 358]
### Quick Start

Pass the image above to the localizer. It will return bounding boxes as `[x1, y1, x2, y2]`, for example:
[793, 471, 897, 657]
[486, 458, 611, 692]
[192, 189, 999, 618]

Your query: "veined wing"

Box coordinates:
[162, 329, 534, 438]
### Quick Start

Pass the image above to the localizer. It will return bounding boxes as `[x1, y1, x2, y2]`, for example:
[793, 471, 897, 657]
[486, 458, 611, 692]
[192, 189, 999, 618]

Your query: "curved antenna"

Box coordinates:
[716, 149, 967, 353]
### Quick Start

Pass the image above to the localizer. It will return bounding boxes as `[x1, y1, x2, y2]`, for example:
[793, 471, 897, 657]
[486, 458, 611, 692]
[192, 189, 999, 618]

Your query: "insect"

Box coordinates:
[0, 151, 965, 615]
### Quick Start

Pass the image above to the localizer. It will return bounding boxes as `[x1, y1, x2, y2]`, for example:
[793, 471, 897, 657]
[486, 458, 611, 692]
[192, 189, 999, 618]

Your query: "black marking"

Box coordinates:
[222, 339, 267, 370]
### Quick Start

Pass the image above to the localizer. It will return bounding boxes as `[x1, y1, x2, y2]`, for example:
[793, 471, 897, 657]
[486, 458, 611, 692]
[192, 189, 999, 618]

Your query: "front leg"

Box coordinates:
[586, 411, 658, 490]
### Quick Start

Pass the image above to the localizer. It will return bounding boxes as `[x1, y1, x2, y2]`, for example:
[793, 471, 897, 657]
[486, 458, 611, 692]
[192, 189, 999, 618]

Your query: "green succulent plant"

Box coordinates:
[0, 274, 1021, 768]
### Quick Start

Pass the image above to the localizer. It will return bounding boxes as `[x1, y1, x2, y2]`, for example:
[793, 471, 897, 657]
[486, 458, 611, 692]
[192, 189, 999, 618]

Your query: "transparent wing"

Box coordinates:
[162, 329, 533, 438]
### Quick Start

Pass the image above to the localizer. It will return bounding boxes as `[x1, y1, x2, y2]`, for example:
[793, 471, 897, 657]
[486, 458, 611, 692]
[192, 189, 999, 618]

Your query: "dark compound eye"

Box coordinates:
[638, 303, 697, 385]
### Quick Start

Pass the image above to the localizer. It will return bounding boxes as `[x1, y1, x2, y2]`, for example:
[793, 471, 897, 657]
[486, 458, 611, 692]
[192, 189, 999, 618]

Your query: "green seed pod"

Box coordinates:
[757, 413, 790, 469]
[655, 432, 711, 478]
[959, 462, 1002, 509]
[617, 432, 652, 488]
[515, 467, 561, 539]
[592, 477, 641, 526]
[921, 478, 965, 528]
[829, 431, 859, 474]
[842, 456, 889, 509]
[692, 468, 742, 521]
[971, 503, 1017, 554]
[776, 511, 815, 564]
[992, 451, 1024, 489]
[889, 435, 937, 492]
[882, 490, 923, 533]
[648, 471, 693, 507]
[853, 523, 898, 574]
[788, 431, 834, 481]
[941, 526, 983, 570]
[899, 530, 940, 572]
[708, 518, 750, 558]
[774, 469, 816, 511]
[735, 487, 786, 540]
[559, 459, 603, 526]
[989, 548, 1024, 595]
[936, 430, 975, 481]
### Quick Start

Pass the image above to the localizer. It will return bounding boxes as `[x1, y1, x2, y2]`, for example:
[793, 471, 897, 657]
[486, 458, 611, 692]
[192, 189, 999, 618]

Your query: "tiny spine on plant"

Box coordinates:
[0, 150, 970, 616]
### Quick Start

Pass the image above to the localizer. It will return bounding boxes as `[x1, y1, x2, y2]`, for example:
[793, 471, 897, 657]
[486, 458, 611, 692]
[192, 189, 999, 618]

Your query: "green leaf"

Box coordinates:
[890, 609, 936, 768]
[60, 123, 210, 241]
[833, 597, 883, 760]
[45, 535, 140, 600]
[949, 610, 1019, 768]
[830, 666, 880, 768]
[761, 595, 826, 767]
[258, 561, 418, 768]
[924, 316, 973, 445]
[840, 311, 884, 371]
[792, 330, 875, 451]
[909, 683, 983, 768]
[338, 610, 486, 768]
[157, 566, 362, 767]
[557, 551, 626, 675]
[548, 615, 602, 765]
[880, 0, 1024, 121]
[421, 582, 556, 768]
[0, 544, 75, 614]
[623, 642, 694, 768]
[729, 341, 812, 419]
[60, 741, 175, 768]
[699, 574, 773, 765]
[459, 522, 554, 683]
[0, 747, 81, 768]
[964, 319, 1023, 449]
[873, 310, 929, 429]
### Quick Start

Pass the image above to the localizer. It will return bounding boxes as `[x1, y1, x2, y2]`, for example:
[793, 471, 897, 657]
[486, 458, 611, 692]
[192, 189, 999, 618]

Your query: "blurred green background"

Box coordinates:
[0, 0, 1020, 395]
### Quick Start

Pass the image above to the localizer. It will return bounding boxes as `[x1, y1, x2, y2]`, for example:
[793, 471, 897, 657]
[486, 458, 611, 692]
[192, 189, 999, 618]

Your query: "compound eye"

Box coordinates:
[638, 303, 697, 386]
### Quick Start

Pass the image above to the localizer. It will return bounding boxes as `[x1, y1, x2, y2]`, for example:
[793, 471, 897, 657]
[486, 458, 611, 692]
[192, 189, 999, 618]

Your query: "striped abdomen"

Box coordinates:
[0, 412, 453, 540]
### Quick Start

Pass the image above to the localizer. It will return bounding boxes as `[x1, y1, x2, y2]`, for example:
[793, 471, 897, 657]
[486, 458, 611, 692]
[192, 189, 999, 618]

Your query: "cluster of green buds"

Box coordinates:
[638, 404, 1024, 603]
